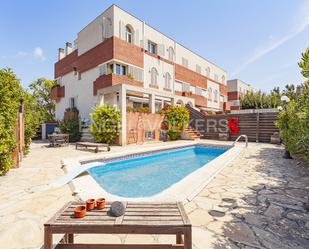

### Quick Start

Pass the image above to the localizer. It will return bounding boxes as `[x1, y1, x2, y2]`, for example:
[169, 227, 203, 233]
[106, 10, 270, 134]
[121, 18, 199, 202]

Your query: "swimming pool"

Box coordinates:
[87, 145, 228, 198]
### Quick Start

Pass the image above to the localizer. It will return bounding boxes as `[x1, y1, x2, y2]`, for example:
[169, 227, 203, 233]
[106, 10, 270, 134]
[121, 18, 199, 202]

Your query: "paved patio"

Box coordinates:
[0, 140, 308, 249]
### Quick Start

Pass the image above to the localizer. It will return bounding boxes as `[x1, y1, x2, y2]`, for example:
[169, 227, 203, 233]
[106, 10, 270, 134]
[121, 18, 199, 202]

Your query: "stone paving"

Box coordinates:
[0, 141, 308, 249]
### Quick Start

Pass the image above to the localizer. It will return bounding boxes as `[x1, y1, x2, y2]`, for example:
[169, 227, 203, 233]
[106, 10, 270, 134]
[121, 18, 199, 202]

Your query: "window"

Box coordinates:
[148, 40, 157, 54]
[196, 65, 201, 74]
[150, 67, 158, 85]
[208, 88, 212, 100]
[168, 46, 174, 61]
[202, 89, 207, 97]
[125, 25, 133, 43]
[78, 72, 81, 80]
[214, 90, 218, 102]
[165, 72, 171, 89]
[221, 75, 225, 84]
[190, 85, 196, 94]
[182, 57, 188, 68]
[115, 64, 126, 75]
[214, 74, 218, 81]
[69, 97, 76, 108]
[206, 67, 210, 77]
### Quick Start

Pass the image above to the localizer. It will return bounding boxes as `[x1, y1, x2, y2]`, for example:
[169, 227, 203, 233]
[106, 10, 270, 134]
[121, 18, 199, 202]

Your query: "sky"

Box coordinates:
[1, 0, 308, 91]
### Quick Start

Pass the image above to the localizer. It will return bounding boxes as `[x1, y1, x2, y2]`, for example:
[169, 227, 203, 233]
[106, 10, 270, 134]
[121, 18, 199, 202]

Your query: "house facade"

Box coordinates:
[227, 79, 254, 110]
[52, 4, 229, 144]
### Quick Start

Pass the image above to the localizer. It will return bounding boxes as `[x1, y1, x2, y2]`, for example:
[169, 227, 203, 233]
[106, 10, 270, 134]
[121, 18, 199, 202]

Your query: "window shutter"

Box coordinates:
[158, 44, 165, 56]
[99, 64, 107, 76]
[143, 38, 148, 50]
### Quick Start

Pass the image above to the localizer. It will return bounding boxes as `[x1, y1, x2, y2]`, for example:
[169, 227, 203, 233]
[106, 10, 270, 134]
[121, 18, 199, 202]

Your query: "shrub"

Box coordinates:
[276, 82, 309, 162]
[164, 105, 189, 141]
[90, 105, 121, 144]
[0, 68, 23, 175]
[168, 130, 181, 140]
[23, 92, 41, 154]
[59, 115, 82, 142]
[276, 48, 309, 163]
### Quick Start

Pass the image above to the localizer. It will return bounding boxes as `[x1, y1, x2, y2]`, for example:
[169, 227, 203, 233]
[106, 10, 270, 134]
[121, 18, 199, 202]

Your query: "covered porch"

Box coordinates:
[96, 83, 195, 145]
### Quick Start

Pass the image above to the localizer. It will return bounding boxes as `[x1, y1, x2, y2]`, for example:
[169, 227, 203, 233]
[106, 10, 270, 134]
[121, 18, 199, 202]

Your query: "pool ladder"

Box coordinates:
[232, 134, 248, 148]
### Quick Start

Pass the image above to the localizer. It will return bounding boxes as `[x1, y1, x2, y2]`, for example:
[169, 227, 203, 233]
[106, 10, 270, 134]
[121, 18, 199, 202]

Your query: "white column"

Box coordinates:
[119, 85, 127, 146]
[97, 93, 104, 105]
[149, 93, 155, 113]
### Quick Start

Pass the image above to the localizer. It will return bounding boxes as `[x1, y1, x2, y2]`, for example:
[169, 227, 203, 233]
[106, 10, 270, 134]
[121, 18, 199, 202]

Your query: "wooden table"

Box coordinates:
[48, 134, 69, 147]
[44, 201, 192, 249]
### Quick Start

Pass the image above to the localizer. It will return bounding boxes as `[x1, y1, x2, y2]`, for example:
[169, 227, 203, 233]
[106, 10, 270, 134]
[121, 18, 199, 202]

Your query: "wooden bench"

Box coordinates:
[44, 201, 192, 249]
[75, 142, 110, 153]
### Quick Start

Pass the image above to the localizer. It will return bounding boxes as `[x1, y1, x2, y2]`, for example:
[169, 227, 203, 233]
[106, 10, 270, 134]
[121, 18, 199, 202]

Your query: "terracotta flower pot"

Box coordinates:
[74, 205, 86, 218]
[86, 199, 95, 211]
[96, 198, 106, 209]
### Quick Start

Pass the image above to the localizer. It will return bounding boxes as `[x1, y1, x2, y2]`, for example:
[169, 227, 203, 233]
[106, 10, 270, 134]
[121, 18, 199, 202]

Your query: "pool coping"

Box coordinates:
[62, 140, 245, 203]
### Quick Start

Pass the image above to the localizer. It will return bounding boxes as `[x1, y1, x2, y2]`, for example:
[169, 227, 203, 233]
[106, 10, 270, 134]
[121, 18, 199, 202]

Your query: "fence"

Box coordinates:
[187, 106, 279, 143]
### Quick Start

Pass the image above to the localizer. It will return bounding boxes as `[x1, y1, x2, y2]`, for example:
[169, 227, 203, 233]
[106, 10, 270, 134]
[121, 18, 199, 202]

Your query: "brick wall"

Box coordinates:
[228, 91, 239, 101]
[191, 93, 207, 107]
[51, 86, 65, 100]
[55, 36, 143, 78]
[93, 73, 144, 95]
[175, 64, 208, 88]
[114, 37, 144, 68]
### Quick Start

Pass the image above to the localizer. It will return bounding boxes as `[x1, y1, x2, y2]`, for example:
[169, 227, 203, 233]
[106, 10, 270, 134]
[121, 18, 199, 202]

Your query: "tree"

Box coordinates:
[23, 91, 41, 154]
[28, 78, 56, 122]
[298, 47, 309, 79]
[276, 48, 309, 163]
[0, 68, 23, 175]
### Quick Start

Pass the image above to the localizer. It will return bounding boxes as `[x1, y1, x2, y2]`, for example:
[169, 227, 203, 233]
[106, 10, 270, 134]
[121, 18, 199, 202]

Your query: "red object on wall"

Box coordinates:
[228, 117, 239, 135]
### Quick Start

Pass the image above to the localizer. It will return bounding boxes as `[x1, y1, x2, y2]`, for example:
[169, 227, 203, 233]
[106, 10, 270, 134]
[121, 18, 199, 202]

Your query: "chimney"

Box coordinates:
[58, 48, 65, 61]
[65, 42, 72, 56]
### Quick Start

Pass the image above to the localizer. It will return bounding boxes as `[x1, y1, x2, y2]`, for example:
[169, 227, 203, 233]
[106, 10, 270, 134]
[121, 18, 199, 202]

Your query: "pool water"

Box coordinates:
[88, 146, 227, 197]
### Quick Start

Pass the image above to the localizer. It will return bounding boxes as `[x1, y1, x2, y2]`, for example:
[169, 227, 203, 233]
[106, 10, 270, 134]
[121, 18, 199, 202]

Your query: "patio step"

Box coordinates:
[183, 127, 202, 140]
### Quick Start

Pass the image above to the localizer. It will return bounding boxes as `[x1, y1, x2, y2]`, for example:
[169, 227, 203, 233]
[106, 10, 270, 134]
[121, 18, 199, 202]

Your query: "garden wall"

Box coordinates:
[126, 112, 165, 144]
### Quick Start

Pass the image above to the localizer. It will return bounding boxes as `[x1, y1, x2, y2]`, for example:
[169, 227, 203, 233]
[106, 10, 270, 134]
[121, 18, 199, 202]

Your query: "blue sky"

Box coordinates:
[1, 0, 308, 91]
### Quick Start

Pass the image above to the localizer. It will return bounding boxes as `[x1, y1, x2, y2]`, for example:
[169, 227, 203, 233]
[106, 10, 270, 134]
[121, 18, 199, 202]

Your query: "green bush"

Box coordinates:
[276, 48, 309, 163]
[276, 82, 309, 162]
[0, 68, 23, 175]
[164, 105, 189, 141]
[90, 105, 121, 144]
[23, 92, 41, 154]
[168, 130, 181, 140]
[59, 115, 82, 142]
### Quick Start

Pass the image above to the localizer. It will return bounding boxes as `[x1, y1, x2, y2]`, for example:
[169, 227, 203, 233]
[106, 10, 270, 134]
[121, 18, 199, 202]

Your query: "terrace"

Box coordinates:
[0, 140, 308, 248]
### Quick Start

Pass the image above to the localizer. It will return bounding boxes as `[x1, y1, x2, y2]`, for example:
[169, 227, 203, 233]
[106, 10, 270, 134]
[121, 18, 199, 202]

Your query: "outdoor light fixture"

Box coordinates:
[280, 95, 290, 102]
[280, 95, 292, 159]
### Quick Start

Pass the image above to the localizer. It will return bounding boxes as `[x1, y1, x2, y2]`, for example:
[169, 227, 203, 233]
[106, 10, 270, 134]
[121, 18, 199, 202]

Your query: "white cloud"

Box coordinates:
[33, 47, 46, 61]
[232, 0, 309, 76]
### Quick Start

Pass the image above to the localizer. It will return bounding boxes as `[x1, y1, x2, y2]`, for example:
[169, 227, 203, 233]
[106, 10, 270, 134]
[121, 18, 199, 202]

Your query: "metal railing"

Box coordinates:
[232, 134, 248, 148]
